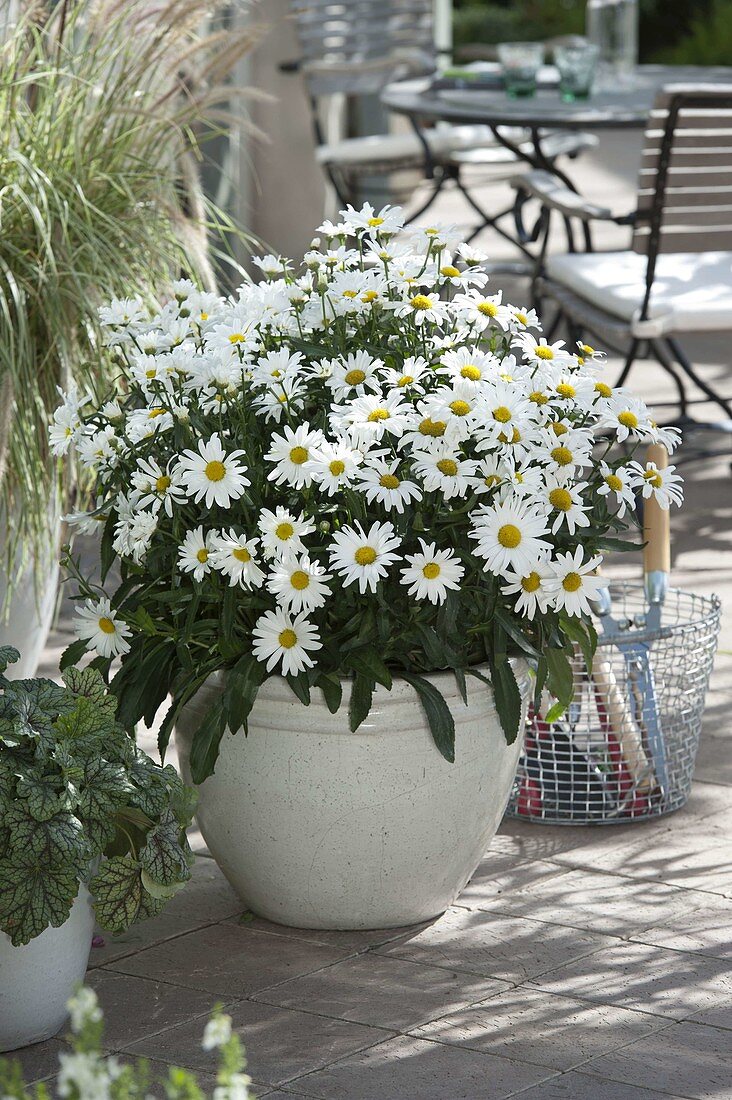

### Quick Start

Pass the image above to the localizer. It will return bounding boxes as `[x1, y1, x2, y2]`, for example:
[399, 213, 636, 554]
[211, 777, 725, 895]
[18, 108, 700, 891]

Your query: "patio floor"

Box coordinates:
[14, 131, 732, 1098]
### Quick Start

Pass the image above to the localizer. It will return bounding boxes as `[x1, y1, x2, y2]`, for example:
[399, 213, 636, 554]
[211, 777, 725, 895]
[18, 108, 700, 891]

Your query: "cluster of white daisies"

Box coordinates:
[54, 202, 683, 678]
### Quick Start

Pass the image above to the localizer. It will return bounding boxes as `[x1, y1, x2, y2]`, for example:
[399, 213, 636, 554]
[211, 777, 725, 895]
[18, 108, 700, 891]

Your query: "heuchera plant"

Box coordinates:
[0, 648, 195, 947]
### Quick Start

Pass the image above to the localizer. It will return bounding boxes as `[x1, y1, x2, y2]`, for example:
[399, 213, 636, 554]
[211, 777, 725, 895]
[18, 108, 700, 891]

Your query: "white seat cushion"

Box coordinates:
[317, 124, 511, 168]
[546, 250, 732, 337]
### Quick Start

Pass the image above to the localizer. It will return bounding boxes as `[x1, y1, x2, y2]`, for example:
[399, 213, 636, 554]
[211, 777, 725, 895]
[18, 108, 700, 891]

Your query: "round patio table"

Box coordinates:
[382, 64, 732, 190]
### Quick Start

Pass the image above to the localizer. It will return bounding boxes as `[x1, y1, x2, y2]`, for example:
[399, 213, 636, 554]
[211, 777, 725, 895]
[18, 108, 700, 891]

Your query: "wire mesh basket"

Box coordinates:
[506, 584, 721, 825]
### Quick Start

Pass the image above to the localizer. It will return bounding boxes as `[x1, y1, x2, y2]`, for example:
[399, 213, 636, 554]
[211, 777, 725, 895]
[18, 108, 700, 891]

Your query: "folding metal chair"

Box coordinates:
[285, 0, 597, 234]
[512, 84, 732, 430]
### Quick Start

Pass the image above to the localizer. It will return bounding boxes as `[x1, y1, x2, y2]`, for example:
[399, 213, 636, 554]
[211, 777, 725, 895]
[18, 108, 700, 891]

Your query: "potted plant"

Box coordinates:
[0, 0, 254, 676]
[56, 204, 682, 930]
[0, 648, 195, 1052]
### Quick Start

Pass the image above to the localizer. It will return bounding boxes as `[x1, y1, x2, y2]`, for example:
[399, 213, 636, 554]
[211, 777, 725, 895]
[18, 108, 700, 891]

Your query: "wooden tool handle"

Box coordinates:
[643, 444, 671, 575]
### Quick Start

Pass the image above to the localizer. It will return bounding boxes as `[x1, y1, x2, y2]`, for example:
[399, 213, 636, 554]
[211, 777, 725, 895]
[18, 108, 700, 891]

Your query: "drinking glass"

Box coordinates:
[554, 42, 600, 102]
[497, 42, 545, 99]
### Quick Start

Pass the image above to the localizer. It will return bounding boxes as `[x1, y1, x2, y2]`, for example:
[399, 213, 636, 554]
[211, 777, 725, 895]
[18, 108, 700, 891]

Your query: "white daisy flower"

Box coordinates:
[500, 564, 553, 620]
[400, 540, 465, 604]
[627, 461, 684, 508]
[331, 391, 409, 446]
[383, 355, 434, 393]
[647, 422, 682, 453]
[74, 597, 131, 658]
[126, 405, 174, 443]
[267, 551, 332, 613]
[306, 439, 362, 496]
[251, 253, 289, 279]
[469, 501, 552, 577]
[540, 431, 593, 478]
[440, 345, 499, 387]
[113, 508, 158, 564]
[603, 395, 652, 442]
[326, 350, 384, 400]
[265, 424, 324, 489]
[344, 201, 404, 236]
[546, 548, 604, 617]
[131, 457, 186, 517]
[329, 520, 401, 593]
[452, 288, 513, 331]
[176, 433, 250, 508]
[539, 478, 591, 535]
[509, 304, 540, 330]
[252, 609, 322, 676]
[355, 457, 422, 513]
[597, 461, 636, 518]
[515, 333, 575, 368]
[388, 291, 449, 327]
[258, 507, 315, 558]
[178, 526, 217, 582]
[253, 348, 303, 388]
[210, 530, 266, 589]
[252, 376, 306, 423]
[475, 381, 537, 448]
[436, 253, 489, 288]
[412, 448, 478, 499]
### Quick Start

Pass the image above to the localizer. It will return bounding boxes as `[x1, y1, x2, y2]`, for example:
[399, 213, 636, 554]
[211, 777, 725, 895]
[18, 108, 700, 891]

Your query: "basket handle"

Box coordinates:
[643, 443, 670, 605]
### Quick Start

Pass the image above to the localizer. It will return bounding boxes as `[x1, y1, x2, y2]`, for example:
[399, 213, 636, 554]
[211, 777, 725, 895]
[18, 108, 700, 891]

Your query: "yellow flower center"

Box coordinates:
[478, 301, 498, 317]
[290, 570, 310, 590]
[460, 365, 482, 381]
[498, 523, 522, 549]
[379, 473, 400, 489]
[595, 382, 613, 398]
[233, 547, 251, 562]
[492, 406, 512, 423]
[329, 460, 345, 476]
[345, 368, 366, 385]
[521, 572, 541, 593]
[498, 427, 522, 445]
[205, 460, 226, 482]
[275, 522, 294, 540]
[422, 562, 441, 580]
[618, 411, 639, 429]
[368, 216, 384, 227]
[367, 408, 389, 422]
[556, 383, 575, 398]
[98, 616, 116, 634]
[148, 408, 166, 419]
[549, 488, 573, 512]
[342, 289, 359, 298]
[419, 418, 446, 437]
[278, 628, 297, 649]
[155, 475, 171, 493]
[484, 474, 501, 487]
[529, 391, 548, 405]
[361, 290, 379, 303]
[551, 446, 573, 466]
[536, 346, 554, 360]
[289, 446, 308, 465]
[196, 548, 209, 563]
[515, 312, 528, 324]
[552, 422, 569, 436]
[228, 333, 245, 344]
[606, 474, 623, 492]
[643, 470, 663, 488]
[450, 400, 471, 417]
[410, 294, 433, 311]
[582, 344, 595, 355]
[562, 572, 582, 593]
[355, 546, 377, 566]
[436, 459, 458, 476]
[145, 369, 156, 379]
[398, 375, 414, 387]
[440, 265, 460, 278]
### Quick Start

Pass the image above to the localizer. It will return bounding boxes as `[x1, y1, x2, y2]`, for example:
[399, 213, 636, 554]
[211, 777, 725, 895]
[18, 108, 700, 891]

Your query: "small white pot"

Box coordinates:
[0, 885, 94, 1052]
[0, 504, 61, 680]
[176, 663, 528, 930]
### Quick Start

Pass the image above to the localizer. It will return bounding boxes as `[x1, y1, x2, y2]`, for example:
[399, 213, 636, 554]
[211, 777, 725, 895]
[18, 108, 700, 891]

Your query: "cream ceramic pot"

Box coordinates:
[0, 884, 95, 1051]
[176, 662, 528, 930]
[0, 503, 61, 680]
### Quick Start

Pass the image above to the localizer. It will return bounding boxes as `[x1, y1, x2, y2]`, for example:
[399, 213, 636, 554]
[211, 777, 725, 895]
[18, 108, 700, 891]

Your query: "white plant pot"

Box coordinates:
[176, 662, 528, 930]
[0, 504, 61, 680]
[0, 884, 94, 1052]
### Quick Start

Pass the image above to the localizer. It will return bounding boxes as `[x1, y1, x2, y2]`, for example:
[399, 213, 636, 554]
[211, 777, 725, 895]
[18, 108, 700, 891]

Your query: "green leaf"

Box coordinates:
[3, 804, 90, 866]
[54, 694, 118, 740]
[345, 646, 392, 690]
[286, 672, 311, 706]
[0, 854, 79, 946]
[0, 646, 20, 677]
[348, 673, 374, 732]
[559, 615, 597, 675]
[316, 672, 342, 714]
[453, 667, 468, 706]
[490, 657, 523, 745]
[59, 638, 91, 672]
[76, 758, 132, 849]
[189, 696, 228, 784]
[15, 771, 71, 821]
[91, 854, 143, 933]
[494, 608, 542, 660]
[400, 671, 455, 763]
[223, 655, 266, 735]
[545, 647, 574, 709]
[139, 809, 191, 888]
[590, 535, 640, 553]
[545, 701, 566, 724]
[62, 665, 110, 704]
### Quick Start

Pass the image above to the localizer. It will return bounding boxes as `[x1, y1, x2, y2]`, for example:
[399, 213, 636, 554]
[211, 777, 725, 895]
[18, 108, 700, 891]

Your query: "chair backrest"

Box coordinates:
[633, 84, 732, 258]
[288, 0, 435, 97]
